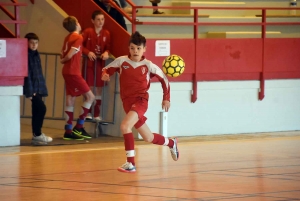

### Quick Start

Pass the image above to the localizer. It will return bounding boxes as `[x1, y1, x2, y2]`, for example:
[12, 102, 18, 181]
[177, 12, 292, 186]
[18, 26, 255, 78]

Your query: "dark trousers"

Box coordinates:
[31, 94, 46, 136]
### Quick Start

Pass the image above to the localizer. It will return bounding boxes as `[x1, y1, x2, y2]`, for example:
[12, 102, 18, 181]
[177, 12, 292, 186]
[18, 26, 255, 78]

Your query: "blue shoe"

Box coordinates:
[117, 162, 136, 173]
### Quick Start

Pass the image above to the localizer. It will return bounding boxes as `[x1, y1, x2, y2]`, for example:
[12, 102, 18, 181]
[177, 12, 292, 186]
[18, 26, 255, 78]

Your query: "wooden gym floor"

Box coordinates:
[0, 124, 299, 201]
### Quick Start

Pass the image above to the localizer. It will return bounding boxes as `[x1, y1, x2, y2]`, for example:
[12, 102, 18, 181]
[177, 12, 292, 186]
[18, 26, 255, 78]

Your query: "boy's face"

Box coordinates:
[92, 14, 105, 29]
[28, 39, 38, 51]
[129, 43, 146, 62]
[75, 20, 81, 32]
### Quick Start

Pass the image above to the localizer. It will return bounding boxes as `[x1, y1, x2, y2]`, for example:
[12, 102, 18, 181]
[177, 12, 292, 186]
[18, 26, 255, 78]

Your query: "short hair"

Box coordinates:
[63, 16, 77, 32]
[129, 31, 146, 46]
[24, 32, 39, 41]
[92, 10, 104, 20]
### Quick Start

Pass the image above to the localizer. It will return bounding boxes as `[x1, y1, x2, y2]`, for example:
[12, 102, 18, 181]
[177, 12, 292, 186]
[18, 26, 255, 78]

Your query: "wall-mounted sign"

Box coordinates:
[155, 40, 170, 56]
[0, 40, 6, 58]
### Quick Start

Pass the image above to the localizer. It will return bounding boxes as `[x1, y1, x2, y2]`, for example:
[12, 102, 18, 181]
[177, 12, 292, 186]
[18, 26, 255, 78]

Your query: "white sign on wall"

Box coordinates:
[0, 40, 6, 58]
[155, 40, 170, 56]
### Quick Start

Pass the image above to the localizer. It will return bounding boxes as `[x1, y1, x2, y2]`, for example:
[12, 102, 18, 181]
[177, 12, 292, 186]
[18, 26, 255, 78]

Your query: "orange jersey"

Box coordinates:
[103, 56, 170, 102]
[82, 28, 111, 68]
[61, 32, 83, 75]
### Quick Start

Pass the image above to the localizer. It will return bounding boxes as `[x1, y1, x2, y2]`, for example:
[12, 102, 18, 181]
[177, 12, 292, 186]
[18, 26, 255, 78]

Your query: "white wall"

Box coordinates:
[145, 80, 300, 137]
[0, 87, 23, 146]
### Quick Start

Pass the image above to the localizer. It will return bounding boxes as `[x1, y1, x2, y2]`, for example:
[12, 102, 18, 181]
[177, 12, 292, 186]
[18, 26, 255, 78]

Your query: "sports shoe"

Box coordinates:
[153, 10, 164, 14]
[72, 127, 92, 139]
[117, 162, 136, 173]
[94, 116, 102, 121]
[169, 138, 179, 161]
[32, 133, 53, 145]
[63, 132, 84, 140]
[85, 113, 92, 120]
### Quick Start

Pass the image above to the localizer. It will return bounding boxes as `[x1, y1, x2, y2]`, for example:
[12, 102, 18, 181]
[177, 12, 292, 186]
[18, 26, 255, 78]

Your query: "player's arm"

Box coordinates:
[82, 30, 96, 61]
[60, 47, 78, 64]
[100, 31, 111, 61]
[149, 62, 171, 112]
[101, 57, 122, 81]
[61, 37, 82, 64]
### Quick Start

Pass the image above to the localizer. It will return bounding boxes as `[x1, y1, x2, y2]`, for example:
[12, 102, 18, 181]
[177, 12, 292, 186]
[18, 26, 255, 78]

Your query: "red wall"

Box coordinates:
[146, 38, 300, 82]
[0, 38, 28, 86]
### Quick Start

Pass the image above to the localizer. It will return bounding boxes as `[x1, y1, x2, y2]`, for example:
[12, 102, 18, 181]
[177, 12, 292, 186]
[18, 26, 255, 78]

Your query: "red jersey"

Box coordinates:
[61, 32, 83, 75]
[103, 56, 170, 101]
[82, 28, 111, 68]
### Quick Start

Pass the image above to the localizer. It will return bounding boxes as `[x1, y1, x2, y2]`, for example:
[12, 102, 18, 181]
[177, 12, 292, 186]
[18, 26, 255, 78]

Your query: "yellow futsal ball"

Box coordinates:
[162, 54, 185, 77]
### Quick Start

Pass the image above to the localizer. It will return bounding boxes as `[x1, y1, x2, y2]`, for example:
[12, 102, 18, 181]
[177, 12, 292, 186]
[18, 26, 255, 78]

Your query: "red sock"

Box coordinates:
[65, 111, 73, 125]
[152, 133, 174, 148]
[123, 133, 135, 165]
[65, 107, 74, 134]
[76, 102, 91, 128]
[94, 99, 101, 117]
[79, 102, 91, 120]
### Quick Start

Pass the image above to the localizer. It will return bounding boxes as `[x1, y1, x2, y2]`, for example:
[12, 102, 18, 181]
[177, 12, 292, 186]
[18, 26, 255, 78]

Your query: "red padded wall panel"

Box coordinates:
[197, 39, 263, 74]
[264, 38, 300, 72]
[0, 38, 27, 86]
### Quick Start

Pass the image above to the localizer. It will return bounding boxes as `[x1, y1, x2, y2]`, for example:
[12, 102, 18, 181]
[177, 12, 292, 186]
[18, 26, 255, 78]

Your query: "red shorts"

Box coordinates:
[123, 97, 148, 129]
[82, 65, 105, 87]
[63, 74, 90, 97]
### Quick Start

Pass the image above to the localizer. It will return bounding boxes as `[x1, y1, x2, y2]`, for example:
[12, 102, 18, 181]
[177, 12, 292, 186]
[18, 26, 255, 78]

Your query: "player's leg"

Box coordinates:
[63, 74, 91, 140]
[137, 123, 179, 161]
[93, 86, 102, 121]
[93, 63, 106, 121]
[72, 90, 95, 139]
[117, 110, 139, 173]
[85, 64, 95, 120]
[63, 95, 83, 140]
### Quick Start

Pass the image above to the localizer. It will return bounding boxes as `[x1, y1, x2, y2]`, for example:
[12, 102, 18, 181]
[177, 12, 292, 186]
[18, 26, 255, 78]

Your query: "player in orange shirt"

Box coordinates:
[60, 16, 95, 140]
[82, 10, 111, 121]
[102, 31, 179, 173]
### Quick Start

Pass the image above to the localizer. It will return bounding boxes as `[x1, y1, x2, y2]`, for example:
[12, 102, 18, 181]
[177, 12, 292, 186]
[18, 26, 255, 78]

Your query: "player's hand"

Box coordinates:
[102, 73, 110, 81]
[60, 59, 65, 64]
[88, 52, 97, 61]
[162, 100, 170, 112]
[101, 52, 109, 60]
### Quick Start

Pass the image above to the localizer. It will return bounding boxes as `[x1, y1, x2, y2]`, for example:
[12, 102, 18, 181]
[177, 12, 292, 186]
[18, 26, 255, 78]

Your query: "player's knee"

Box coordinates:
[91, 93, 95, 101]
[143, 136, 152, 143]
[87, 93, 95, 102]
[120, 122, 131, 133]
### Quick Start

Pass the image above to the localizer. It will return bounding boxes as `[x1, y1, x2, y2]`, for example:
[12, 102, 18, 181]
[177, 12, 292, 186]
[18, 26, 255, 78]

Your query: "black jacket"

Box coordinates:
[23, 49, 48, 98]
[94, 0, 127, 31]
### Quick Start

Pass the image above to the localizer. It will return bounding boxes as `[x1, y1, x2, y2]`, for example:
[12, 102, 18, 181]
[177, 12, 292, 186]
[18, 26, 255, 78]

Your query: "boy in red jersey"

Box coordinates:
[102, 31, 179, 173]
[61, 16, 95, 140]
[82, 10, 111, 121]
